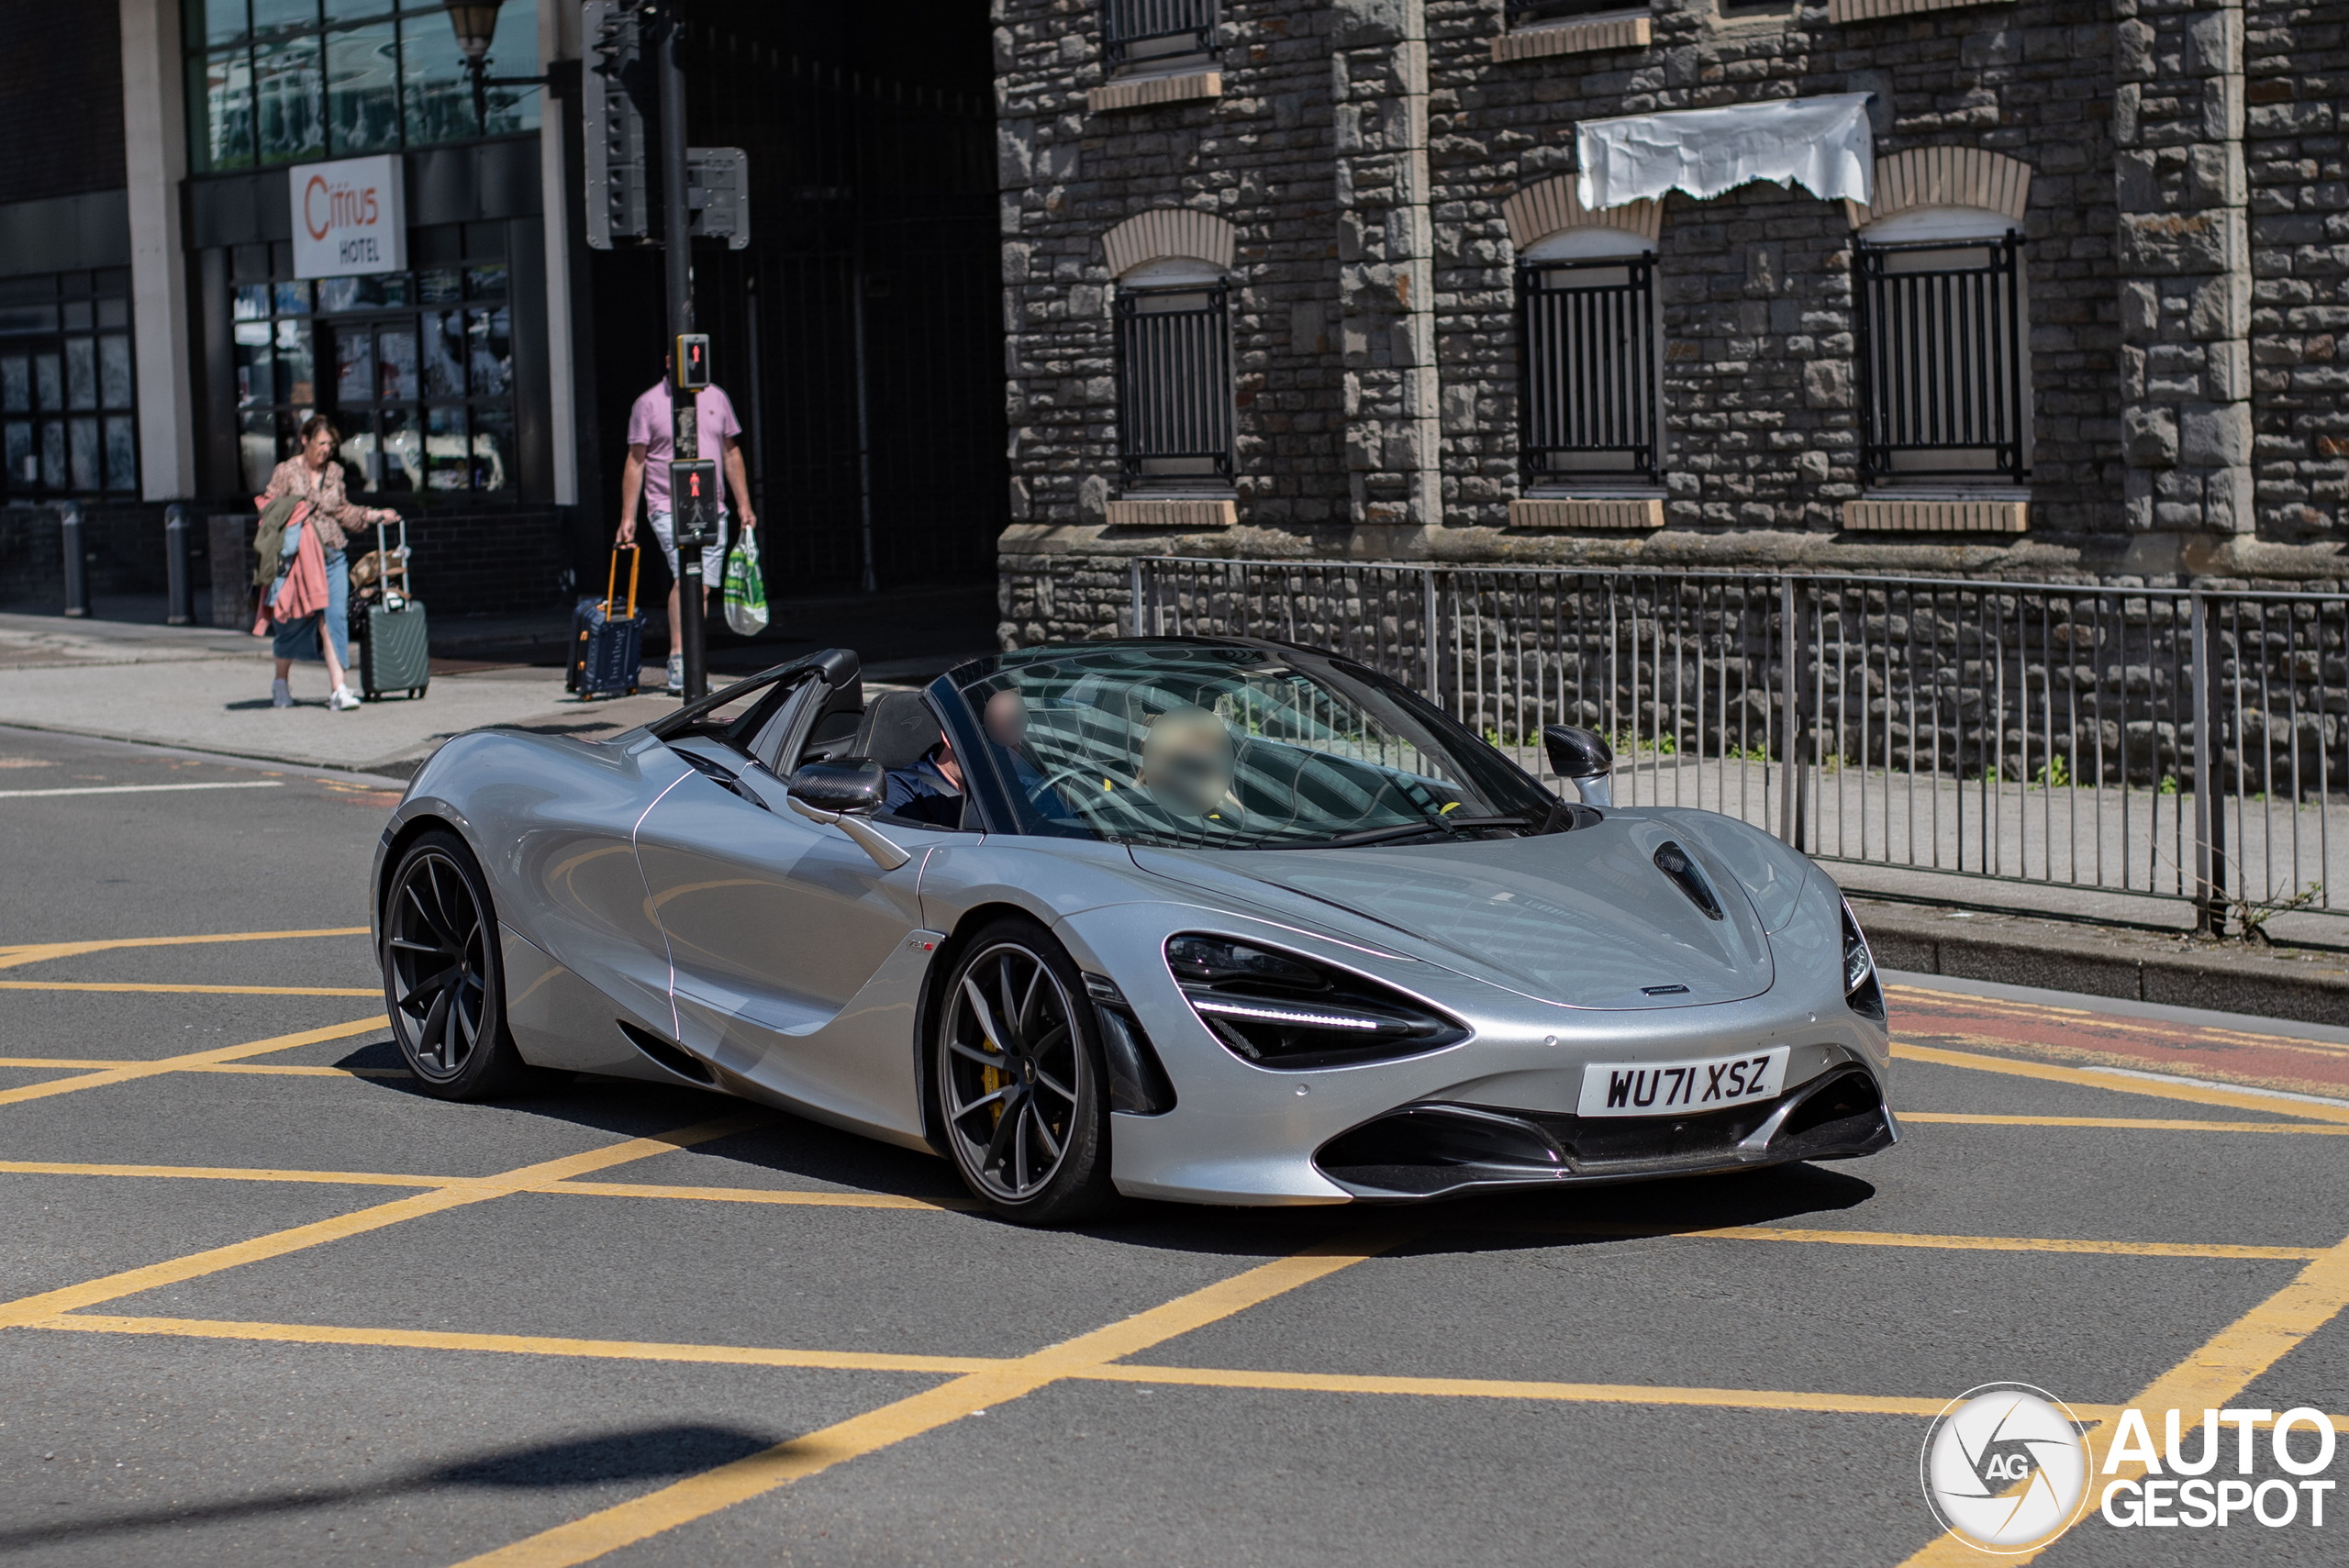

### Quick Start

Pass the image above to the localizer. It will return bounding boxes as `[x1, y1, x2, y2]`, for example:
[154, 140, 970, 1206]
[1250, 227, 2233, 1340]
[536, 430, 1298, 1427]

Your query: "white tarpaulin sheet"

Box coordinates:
[1575, 95, 1875, 211]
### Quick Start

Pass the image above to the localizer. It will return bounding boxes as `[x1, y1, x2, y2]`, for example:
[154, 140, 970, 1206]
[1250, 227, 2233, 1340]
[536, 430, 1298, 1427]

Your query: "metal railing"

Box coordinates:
[1115, 284, 1233, 487]
[1854, 233, 2027, 484]
[1519, 255, 1658, 483]
[1127, 556, 2349, 929]
[1101, 0, 1218, 70]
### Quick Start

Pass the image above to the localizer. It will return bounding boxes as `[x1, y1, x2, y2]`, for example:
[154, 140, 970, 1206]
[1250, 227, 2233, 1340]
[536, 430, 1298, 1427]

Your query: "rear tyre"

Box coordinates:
[932, 919, 1113, 1225]
[382, 829, 535, 1100]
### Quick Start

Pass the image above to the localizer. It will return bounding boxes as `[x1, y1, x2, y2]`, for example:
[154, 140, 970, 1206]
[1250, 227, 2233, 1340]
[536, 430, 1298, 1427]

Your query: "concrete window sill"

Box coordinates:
[1490, 13, 1653, 62]
[1509, 496, 1664, 530]
[1087, 70, 1222, 115]
[1842, 496, 2029, 533]
[1108, 496, 1237, 529]
[1827, 0, 2011, 24]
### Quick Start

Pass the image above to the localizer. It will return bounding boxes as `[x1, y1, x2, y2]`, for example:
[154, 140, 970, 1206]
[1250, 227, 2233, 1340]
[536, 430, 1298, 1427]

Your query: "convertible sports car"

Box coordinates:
[372, 638, 1896, 1222]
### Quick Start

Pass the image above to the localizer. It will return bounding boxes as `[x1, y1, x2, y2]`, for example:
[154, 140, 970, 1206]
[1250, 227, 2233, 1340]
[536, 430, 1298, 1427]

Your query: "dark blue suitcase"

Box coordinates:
[570, 546, 645, 700]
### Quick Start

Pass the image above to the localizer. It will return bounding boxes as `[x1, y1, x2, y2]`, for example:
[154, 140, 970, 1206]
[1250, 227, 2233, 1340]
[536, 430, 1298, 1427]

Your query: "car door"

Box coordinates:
[633, 728, 950, 1132]
[500, 733, 696, 1066]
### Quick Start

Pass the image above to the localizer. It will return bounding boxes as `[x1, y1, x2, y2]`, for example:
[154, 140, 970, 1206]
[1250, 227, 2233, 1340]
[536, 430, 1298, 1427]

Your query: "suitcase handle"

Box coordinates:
[375, 515, 411, 602]
[605, 545, 640, 621]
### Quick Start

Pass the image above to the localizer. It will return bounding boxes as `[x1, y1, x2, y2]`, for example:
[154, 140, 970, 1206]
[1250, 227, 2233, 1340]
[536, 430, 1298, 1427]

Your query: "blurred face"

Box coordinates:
[303, 427, 336, 467]
[1139, 706, 1235, 817]
[983, 690, 1030, 749]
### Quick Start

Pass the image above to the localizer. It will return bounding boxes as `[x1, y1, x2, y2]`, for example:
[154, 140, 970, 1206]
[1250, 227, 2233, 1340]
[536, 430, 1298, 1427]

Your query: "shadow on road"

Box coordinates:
[329, 1044, 1883, 1255]
[0, 1423, 779, 1551]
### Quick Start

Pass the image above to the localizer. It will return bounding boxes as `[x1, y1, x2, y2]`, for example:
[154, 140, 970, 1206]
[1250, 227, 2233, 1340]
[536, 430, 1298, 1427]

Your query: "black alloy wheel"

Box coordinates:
[382, 830, 533, 1099]
[934, 920, 1112, 1224]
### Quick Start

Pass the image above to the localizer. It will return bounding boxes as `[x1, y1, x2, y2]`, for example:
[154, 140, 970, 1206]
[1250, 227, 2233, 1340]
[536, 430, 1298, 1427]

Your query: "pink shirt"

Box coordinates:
[627, 382, 742, 515]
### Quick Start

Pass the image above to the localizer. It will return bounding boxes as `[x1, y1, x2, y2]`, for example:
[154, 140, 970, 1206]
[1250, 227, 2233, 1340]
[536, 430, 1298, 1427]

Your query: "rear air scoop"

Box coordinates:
[1132, 815, 1776, 1009]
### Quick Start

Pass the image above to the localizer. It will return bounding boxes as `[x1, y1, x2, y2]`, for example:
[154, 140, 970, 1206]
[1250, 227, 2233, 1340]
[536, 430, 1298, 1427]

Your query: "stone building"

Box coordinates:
[991, 0, 2349, 646]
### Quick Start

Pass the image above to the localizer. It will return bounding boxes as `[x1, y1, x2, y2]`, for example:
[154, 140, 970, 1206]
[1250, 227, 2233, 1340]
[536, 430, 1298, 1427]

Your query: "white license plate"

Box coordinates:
[1577, 1046, 1790, 1118]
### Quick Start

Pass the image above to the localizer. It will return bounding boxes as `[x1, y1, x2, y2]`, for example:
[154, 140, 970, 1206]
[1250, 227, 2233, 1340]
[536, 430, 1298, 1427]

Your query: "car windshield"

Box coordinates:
[949, 644, 1564, 850]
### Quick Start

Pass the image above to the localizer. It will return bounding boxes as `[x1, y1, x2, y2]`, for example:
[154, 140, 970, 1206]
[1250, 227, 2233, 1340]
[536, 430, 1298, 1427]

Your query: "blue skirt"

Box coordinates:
[268, 544, 346, 664]
[273, 610, 323, 662]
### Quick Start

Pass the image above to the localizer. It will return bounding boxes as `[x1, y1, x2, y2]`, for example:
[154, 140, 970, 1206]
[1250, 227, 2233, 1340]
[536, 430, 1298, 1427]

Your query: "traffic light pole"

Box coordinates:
[655, 3, 707, 702]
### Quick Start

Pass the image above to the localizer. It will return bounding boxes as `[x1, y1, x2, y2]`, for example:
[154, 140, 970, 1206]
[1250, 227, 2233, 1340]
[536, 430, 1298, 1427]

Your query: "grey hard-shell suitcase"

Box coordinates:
[352, 517, 430, 700]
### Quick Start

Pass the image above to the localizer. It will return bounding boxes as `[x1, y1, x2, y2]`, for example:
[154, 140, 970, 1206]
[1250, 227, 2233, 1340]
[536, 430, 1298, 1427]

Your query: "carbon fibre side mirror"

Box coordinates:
[1542, 725, 1614, 808]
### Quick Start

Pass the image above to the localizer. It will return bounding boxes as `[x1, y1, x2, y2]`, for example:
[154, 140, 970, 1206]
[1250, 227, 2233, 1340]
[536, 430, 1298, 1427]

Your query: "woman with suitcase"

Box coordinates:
[257, 416, 397, 710]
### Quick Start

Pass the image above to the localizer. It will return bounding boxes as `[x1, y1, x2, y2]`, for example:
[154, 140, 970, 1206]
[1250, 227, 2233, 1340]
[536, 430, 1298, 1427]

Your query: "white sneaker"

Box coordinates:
[665, 654, 684, 695]
[329, 685, 361, 711]
[272, 678, 292, 708]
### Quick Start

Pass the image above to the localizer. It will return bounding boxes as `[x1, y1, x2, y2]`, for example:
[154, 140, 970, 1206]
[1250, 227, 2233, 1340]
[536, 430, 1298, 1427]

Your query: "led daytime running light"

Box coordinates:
[1188, 997, 1386, 1031]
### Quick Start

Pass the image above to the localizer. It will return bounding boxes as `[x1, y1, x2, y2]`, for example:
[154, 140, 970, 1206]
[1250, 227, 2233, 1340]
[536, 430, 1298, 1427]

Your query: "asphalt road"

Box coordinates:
[2, 724, 2344, 1568]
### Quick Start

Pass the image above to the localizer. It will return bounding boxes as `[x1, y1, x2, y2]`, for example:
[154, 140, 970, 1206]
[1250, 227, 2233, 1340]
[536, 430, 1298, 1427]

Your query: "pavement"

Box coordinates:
[2, 723, 2347, 1565]
[0, 587, 996, 779]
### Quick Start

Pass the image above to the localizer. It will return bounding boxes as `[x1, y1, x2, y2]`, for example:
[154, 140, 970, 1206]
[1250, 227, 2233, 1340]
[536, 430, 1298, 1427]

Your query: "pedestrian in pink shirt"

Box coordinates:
[616, 361, 759, 694]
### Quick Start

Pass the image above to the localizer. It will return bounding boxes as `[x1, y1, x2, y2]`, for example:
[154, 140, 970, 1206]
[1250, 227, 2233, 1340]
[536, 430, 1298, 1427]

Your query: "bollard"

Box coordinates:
[165, 504, 193, 625]
[60, 501, 89, 617]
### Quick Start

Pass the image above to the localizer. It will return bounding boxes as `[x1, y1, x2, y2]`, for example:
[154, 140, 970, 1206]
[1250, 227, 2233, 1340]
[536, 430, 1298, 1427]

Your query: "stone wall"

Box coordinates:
[2247, 0, 2349, 539]
[992, 0, 2349, 648]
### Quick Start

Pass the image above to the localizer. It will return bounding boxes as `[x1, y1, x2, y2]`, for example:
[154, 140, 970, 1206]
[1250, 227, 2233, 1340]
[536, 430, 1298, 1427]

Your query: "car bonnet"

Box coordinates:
[1130, 813, 1776, 1009]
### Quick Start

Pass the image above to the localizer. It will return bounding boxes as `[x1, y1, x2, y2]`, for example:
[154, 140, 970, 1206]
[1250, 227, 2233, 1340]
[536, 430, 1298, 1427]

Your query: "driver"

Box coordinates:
[1138, 706, 1240, 818]
[978, 688, 1074, 822]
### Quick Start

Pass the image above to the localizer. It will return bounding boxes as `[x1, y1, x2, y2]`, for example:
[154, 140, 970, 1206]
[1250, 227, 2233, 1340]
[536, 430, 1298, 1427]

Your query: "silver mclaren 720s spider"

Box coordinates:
[371, 638, 1896, 1223]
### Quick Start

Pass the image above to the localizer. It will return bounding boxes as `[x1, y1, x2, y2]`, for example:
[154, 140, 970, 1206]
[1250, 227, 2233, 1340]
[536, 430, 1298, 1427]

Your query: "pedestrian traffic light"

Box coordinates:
[671, 459, 720, 547]
[674, 334, 710, 391]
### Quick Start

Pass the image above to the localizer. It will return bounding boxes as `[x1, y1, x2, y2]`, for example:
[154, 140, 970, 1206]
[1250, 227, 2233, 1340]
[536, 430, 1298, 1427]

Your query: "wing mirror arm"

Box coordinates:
[1542, 725, 1614, 809]
[783, 761, 912, 872]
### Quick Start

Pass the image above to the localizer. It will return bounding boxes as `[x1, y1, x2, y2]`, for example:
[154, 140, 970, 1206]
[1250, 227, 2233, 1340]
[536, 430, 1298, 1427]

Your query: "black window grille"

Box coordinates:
[1505, 0, 1646, 25]
[1102, 0, 1217, 72]
[1518, 254, 1658, 484]
[1853, 232, 2027, 484]
[1, 270, 139, 501]
[1116, 283, 1232, 489]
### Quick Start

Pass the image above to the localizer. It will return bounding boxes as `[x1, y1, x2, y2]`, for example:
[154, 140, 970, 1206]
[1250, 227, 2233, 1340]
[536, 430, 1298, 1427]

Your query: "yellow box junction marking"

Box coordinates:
[29, 1316, 999, 1376]
[0, 981, 379, 995]
[29, 1313, 2345, 1440]
[1895, 1225, 2349, 1566]
[1887, 983, 2349, 1061]
[1495, 1219, 2326, 1263]
[0, 926, 370, 972]
[0, 1015, 388, 1107]
[447, 1233, 1413, 1568]
[1901, 1111, 2349, 1136]
[1892, 1041, 2349, 1126]
[0, 1115, 763, 1332]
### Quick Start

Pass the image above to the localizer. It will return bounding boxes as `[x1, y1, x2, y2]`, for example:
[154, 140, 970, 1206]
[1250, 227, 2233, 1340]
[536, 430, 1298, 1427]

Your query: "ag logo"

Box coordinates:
[1920, 1384, 2091, 1552]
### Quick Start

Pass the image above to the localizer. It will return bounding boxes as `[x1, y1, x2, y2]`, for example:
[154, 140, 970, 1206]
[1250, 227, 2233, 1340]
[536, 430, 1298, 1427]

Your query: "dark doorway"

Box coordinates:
[577, 1, 1005, 596]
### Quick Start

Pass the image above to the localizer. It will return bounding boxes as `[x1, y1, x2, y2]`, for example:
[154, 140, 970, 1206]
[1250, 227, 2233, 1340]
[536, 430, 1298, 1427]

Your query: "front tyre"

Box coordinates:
[933, 919, 1112, 1225]
[381, 829, 534, 1100]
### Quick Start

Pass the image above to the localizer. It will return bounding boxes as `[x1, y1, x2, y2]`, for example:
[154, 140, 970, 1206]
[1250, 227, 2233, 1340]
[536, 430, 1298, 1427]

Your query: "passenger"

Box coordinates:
[881, 734, 966, 828]
[1138, 706, 1240, 818]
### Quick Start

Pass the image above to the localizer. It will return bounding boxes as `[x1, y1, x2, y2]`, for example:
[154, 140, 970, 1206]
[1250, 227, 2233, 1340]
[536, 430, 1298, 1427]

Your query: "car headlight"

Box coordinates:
[1840, 900, 1886, 1023]
[1165, 934, 1468, 1072]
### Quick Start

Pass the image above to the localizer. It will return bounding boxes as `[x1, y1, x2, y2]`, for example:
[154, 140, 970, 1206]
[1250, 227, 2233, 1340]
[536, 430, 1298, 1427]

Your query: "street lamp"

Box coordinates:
[444, 1, 544, 128]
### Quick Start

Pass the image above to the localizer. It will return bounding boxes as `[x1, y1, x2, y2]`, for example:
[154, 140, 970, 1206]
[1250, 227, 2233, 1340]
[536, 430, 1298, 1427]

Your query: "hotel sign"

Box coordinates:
[289, 154, 406, 279]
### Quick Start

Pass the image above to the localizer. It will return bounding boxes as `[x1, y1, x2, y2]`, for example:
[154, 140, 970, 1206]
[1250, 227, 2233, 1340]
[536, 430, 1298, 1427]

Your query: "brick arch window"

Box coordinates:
[1105, 210, 1238, 493]
[1504, 177, 1663, 486]
[1847, 150, 2035, 485]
